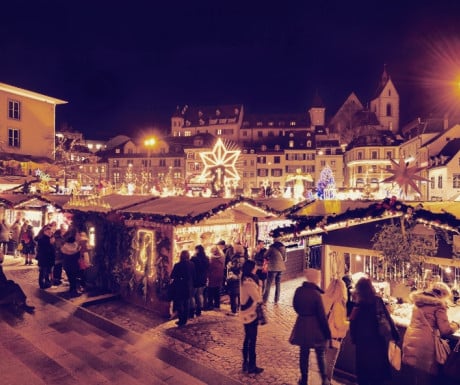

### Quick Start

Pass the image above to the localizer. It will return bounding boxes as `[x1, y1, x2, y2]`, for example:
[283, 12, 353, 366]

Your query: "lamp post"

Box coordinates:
[144, 137, 156, 194]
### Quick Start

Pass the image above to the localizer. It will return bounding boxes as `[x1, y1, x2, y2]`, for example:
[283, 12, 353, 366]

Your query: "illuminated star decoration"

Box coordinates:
[199, 138, 240, 195]
[381, 155, 430, 197]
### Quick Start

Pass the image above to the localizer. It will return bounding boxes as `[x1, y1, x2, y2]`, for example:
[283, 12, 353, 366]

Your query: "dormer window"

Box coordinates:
[216, 109, 221, 116]
[268, 121, 274, 126]
[256, 121, 263, 127]
[290, 121, 296, 126]
[261, 145, 267, 151]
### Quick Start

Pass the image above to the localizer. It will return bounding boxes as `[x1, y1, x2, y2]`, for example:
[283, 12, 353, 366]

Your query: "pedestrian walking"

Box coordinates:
[262, 230, 286, 304]
[289, 268, 331, 385]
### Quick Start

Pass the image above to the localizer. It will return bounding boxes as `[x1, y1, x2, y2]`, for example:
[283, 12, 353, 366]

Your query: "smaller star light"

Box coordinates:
[199, 138, 241, 184]
[381, 155, 429, 196]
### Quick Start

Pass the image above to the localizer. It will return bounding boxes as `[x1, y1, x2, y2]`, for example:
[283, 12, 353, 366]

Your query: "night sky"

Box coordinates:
[2, 1, 460, 139]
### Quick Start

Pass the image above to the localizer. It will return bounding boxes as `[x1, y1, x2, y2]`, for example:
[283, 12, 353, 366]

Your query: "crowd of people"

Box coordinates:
[1, 217, 93, 299]
[170, 232, 460, 385]
[3, 216, 460, 385]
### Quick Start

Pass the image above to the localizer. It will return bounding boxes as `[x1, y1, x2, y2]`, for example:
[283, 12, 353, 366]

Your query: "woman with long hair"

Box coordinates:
[240, 259, 264, 374]
[349, 277, 399, 385]
[322, 278, 349, 381]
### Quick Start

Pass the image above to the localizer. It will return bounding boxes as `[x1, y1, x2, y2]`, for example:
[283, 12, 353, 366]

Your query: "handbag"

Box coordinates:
[78, 256, 89, 270]
[433, 329, 450, 364]
[375, 298, 397, 343]
[419, 307, 451, 364]
[256, 303, 267, 325]
[444, 340, 460, 381]
[388, 340, 402, 371]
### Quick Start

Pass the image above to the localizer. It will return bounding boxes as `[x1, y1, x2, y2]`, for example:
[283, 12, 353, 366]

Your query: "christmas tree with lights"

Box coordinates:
[317, 164, 336, 199]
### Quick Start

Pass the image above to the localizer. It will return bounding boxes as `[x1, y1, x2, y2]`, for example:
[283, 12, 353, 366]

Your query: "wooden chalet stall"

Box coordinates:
[0, 193, 69, 253]
[62, 194, 159, 294]
[117, 196, 300, 316]
[280, 198, 460, 383]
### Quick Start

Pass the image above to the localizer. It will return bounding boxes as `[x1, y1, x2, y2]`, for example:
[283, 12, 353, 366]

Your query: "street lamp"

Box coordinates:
[144, 137, 156, 193]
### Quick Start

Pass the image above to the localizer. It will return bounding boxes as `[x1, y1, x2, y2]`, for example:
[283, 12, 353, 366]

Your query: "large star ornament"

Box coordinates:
[199, 138, 241, 183]
[381, 155, 430, 196]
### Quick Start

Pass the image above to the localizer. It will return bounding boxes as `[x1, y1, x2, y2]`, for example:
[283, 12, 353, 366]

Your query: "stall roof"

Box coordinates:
[120, 196, 292, 224]
[323, 218, 453, 259]
[0, 193, 60, 209]
[407, 201, 460, 219]
[289, 199, 377, 217]
[63, 194, 158, 212]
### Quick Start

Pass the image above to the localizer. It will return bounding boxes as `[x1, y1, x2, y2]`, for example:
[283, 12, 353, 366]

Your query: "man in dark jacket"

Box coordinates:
[262, 231, 287, 304]
[170, 250, 196, 327]
[35, 226, 55, 289]
[190, 244, 210, 317]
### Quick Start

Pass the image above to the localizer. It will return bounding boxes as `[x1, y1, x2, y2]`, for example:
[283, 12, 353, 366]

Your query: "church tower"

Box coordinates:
[308, 90, 325, 128]
[369, 65, 400, 132]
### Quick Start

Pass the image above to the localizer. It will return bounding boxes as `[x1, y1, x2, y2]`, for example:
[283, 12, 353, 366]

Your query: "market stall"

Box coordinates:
[117, 196, 300, 316]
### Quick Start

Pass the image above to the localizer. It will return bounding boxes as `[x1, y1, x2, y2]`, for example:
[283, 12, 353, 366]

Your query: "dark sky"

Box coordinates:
[2, 1, 460, 139]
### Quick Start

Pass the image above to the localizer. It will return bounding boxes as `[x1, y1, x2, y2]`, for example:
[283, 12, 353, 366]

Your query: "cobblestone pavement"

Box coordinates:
[2, 255, 356, 385]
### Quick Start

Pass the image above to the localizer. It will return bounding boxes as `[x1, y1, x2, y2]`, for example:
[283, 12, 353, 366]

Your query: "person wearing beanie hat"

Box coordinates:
[207, 246, 225, 309]
[402, 281, 460, 384]
[262, 233, 286, 304]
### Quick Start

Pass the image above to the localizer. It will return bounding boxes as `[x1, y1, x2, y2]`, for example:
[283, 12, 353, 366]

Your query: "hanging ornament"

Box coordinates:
[381, 155, 429, 197]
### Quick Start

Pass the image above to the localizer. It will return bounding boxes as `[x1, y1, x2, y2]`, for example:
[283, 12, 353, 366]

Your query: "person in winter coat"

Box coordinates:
[402, 281, 460, 385]
[61, 236, 81, 297]
[190, 244, 210, 317]
[20, 222, 35, 265]
[240, 259, 264, 374]
[226, 243, 245, 316]
[253, 239, 268, 292]
[52, 224, 68, 285]
[207, 245, 225, 309]
[170, 250, 196, 327]
[35, 226, 55, 289]
[322, 278, 349, 381]
[349, 277, 399, 385]
[0, 219, 10, 255]
[10, 219, 22, 257]
[262, 232, 286, 304]
[0, 253, 35, 314]
[290, 268, 331, 385]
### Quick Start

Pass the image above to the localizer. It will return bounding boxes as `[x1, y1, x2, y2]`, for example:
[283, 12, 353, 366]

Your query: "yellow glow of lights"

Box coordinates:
[199, 138, 241, 182]
[144, 138, 156, 147]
